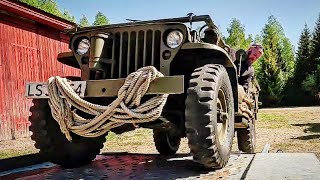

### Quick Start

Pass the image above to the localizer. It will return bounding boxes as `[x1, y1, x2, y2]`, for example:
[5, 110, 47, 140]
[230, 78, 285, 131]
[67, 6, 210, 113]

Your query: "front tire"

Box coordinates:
[185, 64, 235, 169]
[29, 99, 106, 168]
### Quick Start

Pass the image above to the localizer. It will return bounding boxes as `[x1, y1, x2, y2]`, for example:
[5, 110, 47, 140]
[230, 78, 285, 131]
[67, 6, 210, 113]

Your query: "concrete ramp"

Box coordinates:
[245, 153, 320, 180]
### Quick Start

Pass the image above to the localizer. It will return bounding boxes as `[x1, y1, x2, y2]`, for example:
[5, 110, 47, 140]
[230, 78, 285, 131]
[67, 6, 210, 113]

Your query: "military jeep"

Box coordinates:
[26, 14, 259, 169]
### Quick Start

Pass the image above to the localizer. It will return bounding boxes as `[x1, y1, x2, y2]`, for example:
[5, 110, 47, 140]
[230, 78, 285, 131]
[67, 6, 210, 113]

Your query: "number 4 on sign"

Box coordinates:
[70, 83, 83, 96]
[69, 82, 86, 97]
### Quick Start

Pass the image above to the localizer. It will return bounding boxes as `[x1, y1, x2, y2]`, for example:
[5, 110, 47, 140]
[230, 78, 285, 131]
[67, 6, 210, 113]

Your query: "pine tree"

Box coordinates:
[257, 15, 295, 106]
[62, 9, 75, 23]
[246, 34, 254, 45]
[310, 13, 320, 68]
[93, 11, 109, 26]
[302, 13, 320, 99]
[294, 24, 311, 84]
[225, 18, 250, 49]
[79, 15, 90, 27]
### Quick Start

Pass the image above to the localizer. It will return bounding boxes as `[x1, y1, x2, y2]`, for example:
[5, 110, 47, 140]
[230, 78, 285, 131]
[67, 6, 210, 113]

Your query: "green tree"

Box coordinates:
[20, 0, 40, 7]
[19, 0, 75, 22]
[225, 18, 252, 50]
[247, 34, 254, 45]
[93, 11, 109, 26]
[254, 35, 262, 44]
[256, 15, 295, 106]
[252, 35, 263, 70]
[301, 13, 320, 100]
[310, 13, 320, 70]
[62, 9, 75, 22]
[294, 24, 312, 84]
[280, 37, 295, 77]
[79, 15, 90, 27]
[38, 0, 62, 17]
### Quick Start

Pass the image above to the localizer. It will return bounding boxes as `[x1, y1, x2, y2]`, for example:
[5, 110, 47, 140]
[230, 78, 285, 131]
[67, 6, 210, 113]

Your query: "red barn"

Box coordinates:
[0, 0, 80, 140]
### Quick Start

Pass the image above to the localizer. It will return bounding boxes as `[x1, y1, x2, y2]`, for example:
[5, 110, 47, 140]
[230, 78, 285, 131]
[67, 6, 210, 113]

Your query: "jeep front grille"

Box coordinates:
[108, 30, 162, 78]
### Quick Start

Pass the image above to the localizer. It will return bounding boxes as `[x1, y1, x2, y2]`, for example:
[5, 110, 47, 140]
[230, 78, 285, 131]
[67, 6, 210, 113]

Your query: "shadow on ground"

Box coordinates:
[291, 134, 320, 140]
[0, 153, 45, 172]
[291, 123, 320, 133]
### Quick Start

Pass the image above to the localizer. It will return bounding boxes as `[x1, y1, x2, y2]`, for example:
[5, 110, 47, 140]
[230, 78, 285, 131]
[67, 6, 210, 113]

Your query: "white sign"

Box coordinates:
[25, 81, 87, 98]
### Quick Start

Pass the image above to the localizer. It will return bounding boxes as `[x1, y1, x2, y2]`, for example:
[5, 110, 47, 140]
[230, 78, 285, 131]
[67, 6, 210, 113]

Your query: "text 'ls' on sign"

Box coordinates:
[25, 81, 87, 98]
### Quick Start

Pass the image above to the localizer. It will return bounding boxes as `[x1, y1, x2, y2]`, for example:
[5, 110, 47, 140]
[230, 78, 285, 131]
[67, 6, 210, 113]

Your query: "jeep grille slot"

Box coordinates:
[110, 29, 161, 78]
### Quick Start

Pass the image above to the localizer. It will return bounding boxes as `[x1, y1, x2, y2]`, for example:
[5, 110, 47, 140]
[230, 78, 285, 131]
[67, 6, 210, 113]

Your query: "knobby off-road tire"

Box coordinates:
[237, 118, 256, 153]
[29, 99, 106, 168]
[185, 64, 235, 169]
[153, 129, 181, 155]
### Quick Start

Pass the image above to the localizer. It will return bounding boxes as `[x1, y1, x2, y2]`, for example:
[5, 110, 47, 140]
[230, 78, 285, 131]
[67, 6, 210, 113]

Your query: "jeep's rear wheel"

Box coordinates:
[185, 64, 235, 169]
[153, 128, 181, 155]
[29, 99, 106, 168]
[237, 118, 256, 153]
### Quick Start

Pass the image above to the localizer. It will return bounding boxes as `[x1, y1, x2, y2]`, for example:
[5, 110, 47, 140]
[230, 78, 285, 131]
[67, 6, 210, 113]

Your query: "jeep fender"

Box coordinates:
[181, 42, 239, 111]
[57, 51, 80, 69]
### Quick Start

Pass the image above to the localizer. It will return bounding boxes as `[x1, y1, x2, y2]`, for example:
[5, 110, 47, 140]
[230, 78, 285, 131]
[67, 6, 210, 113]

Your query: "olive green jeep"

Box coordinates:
[26, 14, 259, 169]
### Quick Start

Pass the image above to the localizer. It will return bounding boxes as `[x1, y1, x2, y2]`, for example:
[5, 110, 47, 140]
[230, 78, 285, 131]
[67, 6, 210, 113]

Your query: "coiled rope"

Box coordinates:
[47, 66, 168, 141]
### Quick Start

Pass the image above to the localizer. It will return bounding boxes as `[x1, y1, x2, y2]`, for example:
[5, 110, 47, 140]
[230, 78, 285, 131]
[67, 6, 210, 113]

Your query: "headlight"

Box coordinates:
[166, 30, 183, 48]
[76, 38, 90, 55]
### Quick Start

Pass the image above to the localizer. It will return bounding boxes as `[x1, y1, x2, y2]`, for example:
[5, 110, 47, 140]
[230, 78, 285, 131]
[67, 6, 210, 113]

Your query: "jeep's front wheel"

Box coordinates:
[29, 99, 106, 168]
[185, 64, 235, 168]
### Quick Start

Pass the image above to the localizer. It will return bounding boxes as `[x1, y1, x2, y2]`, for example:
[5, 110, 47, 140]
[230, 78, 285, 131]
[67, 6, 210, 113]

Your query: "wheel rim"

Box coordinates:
[217, 87, 229, 146]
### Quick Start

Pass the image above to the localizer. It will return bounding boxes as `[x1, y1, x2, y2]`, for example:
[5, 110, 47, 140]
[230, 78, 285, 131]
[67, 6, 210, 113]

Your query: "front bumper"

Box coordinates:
[25, 75, 184, 99]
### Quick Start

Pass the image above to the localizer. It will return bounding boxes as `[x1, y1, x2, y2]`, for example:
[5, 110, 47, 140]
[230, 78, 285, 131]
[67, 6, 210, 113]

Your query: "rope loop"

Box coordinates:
[47, 66, 168, 141]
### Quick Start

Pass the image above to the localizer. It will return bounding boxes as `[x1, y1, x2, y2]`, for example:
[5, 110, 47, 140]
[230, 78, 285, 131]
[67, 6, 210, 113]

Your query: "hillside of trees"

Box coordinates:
[19, 0, 320, 107]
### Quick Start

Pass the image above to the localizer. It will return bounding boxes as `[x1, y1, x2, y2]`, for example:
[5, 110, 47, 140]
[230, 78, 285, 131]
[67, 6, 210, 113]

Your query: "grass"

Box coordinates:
[0, 148, 38, 159]
[106, 132, 117, 141]
[104, 129, 153, 148]
[273, 141, 320, 158]
[257, 111, 292, 128]
[255, 107, 320, 159]
[0, 137, 39, 159]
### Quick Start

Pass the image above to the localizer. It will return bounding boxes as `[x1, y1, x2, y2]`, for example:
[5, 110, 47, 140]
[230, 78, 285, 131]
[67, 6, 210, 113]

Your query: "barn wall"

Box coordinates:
[0, 14, 80, 140]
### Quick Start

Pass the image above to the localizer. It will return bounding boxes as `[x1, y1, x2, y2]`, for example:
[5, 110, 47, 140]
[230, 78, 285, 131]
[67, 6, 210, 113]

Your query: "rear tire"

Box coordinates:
[153, 129, 181, 155]
[237, 118, 256, 153]
[185, 64, 235, 169]
[29, 99, 106, 168]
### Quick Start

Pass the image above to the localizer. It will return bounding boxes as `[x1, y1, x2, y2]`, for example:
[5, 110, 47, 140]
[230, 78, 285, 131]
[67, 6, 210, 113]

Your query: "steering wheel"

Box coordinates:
[198, 24, 208, 36]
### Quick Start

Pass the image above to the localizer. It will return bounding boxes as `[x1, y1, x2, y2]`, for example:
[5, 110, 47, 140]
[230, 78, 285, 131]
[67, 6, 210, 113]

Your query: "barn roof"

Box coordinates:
[0, 0, 76, 31]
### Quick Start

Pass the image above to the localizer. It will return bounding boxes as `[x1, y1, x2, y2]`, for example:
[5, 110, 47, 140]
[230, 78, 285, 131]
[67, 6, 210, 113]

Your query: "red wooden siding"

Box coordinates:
[0, 16, 80, 140]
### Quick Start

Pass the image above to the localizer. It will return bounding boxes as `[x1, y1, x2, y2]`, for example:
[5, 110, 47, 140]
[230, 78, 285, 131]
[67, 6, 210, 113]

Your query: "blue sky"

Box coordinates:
[56, 0, 320, 49]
